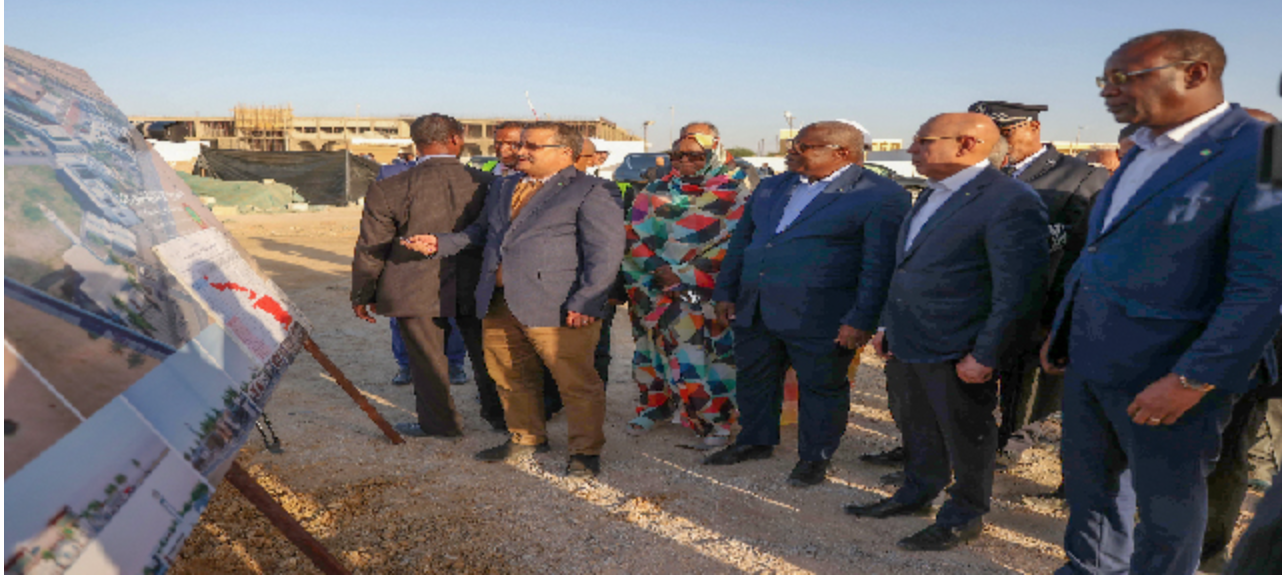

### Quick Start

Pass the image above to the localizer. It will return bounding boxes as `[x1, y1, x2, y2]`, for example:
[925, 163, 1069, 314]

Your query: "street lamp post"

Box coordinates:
[784, 111, 794, 132]
[643, 120, 654, 152]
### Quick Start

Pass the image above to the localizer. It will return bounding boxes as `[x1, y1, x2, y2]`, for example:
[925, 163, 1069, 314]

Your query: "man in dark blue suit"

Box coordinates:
[704, 121, 911, 487]
[1039, 30, 1282, 574]
[844, 113, 1049, 551]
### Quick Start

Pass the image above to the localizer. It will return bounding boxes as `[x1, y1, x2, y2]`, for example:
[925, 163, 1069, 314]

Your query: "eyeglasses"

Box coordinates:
[495, 140, 521, 149]
[1095, 60, 1196, 88]
[912, 135, 984, 145]
[670, 151, 706, 161]
[789, 141, 843, 153]
[517, 142, 567, 152]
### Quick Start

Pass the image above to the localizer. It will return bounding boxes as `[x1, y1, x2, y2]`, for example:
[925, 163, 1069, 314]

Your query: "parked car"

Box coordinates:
[465, 156, 498, 171]
[612, 152, 669, 208]
[865, 162, 928, 195]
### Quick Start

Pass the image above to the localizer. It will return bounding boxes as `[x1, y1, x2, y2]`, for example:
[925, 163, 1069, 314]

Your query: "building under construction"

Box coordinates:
[131, 106, 641, 161]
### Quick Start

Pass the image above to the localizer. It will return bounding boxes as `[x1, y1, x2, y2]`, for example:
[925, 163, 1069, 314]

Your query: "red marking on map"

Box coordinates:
[203, 276, 294, 328]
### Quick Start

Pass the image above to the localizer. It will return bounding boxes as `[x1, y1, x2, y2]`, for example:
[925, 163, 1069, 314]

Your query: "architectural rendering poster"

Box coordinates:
[4, 45, 309, 574]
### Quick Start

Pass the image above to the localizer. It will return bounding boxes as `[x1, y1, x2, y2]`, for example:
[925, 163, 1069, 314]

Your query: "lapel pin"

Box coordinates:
[1200, 149, 1211, 157]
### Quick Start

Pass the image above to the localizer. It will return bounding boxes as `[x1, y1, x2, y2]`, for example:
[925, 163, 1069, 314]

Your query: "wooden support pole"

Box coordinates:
[225, 461, 349, 575]
[302, 334, 404, 444]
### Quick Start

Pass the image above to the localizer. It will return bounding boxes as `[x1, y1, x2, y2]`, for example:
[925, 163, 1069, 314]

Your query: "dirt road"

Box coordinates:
[168, 206, 1249, 575]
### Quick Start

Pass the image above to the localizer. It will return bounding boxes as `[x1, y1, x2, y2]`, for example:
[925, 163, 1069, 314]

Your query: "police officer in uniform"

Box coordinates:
[968, 101, 1111, 456]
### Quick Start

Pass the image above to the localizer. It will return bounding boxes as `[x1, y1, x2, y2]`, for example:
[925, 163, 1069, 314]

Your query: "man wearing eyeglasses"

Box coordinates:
[968, 101, 1110, 464]
[703, 121, 911, 488]
[1041, 30, 1282, 574]
[403, 122, 625, 479]
[845, 113, 1050, 552]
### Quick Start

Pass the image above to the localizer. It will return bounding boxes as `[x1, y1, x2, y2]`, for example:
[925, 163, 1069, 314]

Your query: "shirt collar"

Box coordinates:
[414, 154, 455, 164]
[929, 159, 990, 193]
[798, 163, 853, 185]
[1131, 101, 1231, 151]
[1011, 146, 1048, 174]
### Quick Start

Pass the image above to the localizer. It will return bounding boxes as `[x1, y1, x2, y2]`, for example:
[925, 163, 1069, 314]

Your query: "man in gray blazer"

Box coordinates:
[406, 122, 624, 478]
[351, 114, 493, 438]
[845, 113, 1049, 551]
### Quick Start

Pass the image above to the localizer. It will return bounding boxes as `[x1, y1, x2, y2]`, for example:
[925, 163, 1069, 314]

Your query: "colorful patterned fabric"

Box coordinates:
[623, 159, 752, 436]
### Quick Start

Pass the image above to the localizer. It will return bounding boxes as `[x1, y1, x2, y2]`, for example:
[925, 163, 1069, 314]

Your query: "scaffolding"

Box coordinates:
[233, 104, 293, 151]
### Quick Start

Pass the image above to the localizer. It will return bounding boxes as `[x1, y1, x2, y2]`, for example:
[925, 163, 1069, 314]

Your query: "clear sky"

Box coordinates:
[6, 0, 1280, 149]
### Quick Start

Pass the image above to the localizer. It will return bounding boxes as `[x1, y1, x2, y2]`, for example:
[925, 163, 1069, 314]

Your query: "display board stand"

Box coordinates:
[302, 333, 404, 444]
[225, 462, 349, 574]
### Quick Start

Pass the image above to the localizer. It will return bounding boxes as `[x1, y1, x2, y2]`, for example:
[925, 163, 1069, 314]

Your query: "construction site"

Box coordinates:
[130, 105, 642, 162]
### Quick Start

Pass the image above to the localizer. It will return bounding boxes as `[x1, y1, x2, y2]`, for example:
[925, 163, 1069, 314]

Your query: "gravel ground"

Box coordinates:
[169, 206, 1258, 575]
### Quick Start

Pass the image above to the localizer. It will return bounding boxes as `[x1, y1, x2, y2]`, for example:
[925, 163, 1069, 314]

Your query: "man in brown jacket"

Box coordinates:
[351, 114, 494, 437]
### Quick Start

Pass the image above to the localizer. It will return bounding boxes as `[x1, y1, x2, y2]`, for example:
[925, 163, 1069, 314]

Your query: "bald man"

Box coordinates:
[846, 113, 1049, 551]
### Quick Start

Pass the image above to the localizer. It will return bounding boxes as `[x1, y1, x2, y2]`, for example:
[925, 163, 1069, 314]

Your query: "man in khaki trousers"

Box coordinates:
[406, 122, 624, 478]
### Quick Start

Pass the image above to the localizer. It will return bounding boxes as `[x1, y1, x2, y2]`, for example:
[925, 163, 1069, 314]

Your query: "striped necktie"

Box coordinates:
[510, 179, 543, 218]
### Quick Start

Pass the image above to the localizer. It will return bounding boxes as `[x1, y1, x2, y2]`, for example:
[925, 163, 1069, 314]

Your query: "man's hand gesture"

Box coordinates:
[400, 234, 438, 256]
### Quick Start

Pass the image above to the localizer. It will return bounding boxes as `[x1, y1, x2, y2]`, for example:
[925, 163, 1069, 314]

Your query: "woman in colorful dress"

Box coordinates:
[622, 134, 753, 447]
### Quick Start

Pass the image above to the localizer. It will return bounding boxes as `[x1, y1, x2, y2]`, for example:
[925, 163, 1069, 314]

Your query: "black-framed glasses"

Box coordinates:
[670, 151, 707, 161]
[495, 140, 521, 149]
[517, 141, 567, 152]
[1096, 60, 1196, 88]
[789, 141, 843, 153]
[912, 135, 983, 145]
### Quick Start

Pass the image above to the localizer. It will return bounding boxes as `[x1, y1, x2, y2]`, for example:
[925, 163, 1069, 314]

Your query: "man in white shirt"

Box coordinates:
[1041, 30, 1282, 575]
[845, 113, 1049, 552]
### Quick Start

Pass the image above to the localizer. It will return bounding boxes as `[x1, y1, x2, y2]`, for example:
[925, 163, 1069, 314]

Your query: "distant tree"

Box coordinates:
[114, 474, 127, 484]
[726, 147, 756, 159]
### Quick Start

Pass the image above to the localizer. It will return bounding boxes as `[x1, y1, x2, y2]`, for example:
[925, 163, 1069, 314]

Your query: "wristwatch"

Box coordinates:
[1178, 374, 1216, 393]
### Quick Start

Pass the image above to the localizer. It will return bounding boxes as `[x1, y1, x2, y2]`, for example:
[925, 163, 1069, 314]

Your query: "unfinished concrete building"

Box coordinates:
[130, 106, 641, 161]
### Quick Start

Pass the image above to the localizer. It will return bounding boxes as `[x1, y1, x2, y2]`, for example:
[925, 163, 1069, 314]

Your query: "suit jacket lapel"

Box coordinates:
[1096, 120, 1232, 241]
[1016, 146, 1060, 184]
[900, 168, 995, 263]
[765, 173, 801, 235]
[776, 165, 863, 235]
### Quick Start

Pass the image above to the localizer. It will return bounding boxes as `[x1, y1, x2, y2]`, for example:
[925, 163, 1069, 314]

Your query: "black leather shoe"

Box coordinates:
[566, 455, 601, 479]
[703, 444, 774, 466]
[843, 497, 933, 518]
[787, 459, 829, 487]
[474, 440, 549, 462]
[394, 422, 462, 439]
[896, 520, 983, 551]
[859, 446, 906, 466]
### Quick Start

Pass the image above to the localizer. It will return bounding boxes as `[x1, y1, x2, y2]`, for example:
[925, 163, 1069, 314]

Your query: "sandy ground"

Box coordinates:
[169, 206, 1256, 575]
